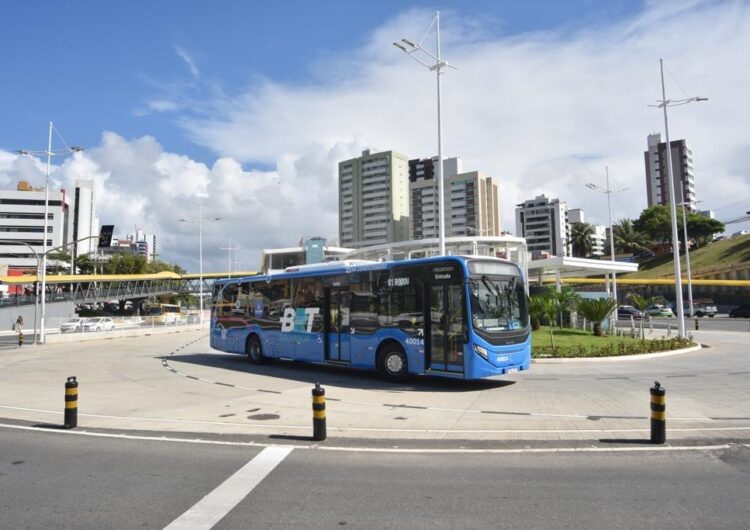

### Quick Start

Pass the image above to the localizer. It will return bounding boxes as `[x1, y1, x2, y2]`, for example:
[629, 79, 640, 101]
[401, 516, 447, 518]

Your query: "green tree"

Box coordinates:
[146, 260, 186, 274]
[104, 254, 147, 275]
[613, 219, 650, 254]
[46, 250, 72, 274]
[74, 254, 96, 275]
[528, 295, 547, 331]
[576, 297, 617, 337]
[550, 285, 580, 327]
[627, 293, 657, 339]
[684, 211, 725, 247]
[539, 297, 558, 351]
[570, 222, 595, 257]
[634, 205, 672, 245]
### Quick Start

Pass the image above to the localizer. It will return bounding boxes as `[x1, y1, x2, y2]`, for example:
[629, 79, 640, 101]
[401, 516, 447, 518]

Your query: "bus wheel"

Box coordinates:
[378, 345, 409, 382]
[246, 335, 265, 365]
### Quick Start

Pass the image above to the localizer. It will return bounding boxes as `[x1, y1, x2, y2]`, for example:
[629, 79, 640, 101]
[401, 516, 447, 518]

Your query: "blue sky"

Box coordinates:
[1, 0, 642, 163]
[2, 1, 749, 271]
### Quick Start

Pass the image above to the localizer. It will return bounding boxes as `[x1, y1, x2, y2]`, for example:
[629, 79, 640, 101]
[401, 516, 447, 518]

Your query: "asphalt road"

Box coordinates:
[2, 426, 748, 529]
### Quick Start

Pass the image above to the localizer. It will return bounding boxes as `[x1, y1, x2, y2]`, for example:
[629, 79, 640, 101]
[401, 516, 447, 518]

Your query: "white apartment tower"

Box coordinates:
[409, 157, 501, 239]
[338, 149, 411, 248]
[515, 194, 571, 257]
[644, 133, 696, 211]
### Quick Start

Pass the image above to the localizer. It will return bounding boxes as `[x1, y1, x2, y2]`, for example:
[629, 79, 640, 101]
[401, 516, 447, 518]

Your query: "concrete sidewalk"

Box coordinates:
[0, 329, 747, 445]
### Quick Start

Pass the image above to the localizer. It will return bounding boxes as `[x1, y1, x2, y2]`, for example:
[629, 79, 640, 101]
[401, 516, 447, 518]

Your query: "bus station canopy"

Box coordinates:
[528, 256, 638, 283]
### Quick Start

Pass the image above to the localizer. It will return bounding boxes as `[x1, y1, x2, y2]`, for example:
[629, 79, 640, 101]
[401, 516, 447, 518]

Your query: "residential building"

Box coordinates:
[515, 194, 571, 258]
[566, 208, 606, 257]
[644, 133, 696, 211]
[67, 179, 98, 261]
[338, 149, 410, 248]
[129, 228, 157, 262]
[409, 157, 501, 239]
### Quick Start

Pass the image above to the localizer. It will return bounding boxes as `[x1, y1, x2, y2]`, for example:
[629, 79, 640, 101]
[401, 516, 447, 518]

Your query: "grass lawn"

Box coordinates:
[531, 326, 693, 358]
[623, 233, 750, 279]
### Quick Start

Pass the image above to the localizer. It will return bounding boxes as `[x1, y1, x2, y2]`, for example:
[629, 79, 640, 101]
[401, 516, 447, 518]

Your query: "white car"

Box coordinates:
[82, 317, 115, 332]
[60, 318, 88, 333]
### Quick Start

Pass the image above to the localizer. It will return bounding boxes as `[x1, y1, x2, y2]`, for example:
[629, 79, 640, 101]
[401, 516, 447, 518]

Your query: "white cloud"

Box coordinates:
[173, 45, 200, 79]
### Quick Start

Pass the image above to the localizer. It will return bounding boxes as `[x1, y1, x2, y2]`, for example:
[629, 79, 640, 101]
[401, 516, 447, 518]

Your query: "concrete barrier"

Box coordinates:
[44, 324, 204, 344]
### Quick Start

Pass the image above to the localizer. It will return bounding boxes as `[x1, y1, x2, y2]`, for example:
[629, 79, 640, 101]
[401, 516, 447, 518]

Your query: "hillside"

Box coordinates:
[623, 233, 750, 279]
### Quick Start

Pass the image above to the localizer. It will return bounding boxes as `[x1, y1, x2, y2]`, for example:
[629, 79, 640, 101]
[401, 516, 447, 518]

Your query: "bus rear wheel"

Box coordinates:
[378, 345, 409, 382]
[246, 335, 265, 365]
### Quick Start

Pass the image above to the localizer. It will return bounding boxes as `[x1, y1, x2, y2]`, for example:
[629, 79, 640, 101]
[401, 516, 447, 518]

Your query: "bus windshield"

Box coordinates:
[469, 275, 527, 333]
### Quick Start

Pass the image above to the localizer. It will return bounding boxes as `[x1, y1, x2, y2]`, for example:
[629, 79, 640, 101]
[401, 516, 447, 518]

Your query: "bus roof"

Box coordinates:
[213, 255, 520, 286]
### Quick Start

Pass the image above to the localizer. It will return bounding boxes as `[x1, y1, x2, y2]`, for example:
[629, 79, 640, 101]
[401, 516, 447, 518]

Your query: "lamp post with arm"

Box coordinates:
[650, 59, 708, 339]
[179, 202, 221, 327]
[394, 12, 456, 256]
[18, 122, 84, 343]
[586, 167, 628, 330]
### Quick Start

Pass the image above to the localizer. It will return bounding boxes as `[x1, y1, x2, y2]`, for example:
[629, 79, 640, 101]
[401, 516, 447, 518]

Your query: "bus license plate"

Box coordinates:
[506, 367, 518, 374]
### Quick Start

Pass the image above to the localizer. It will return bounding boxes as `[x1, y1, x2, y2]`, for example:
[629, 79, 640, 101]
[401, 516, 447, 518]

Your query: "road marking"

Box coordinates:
[164, 446, 292, 529]
[1, 422, 748, 455]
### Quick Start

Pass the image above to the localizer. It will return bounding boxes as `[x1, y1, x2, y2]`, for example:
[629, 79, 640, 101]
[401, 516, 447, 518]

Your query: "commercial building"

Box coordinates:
[515, 194, 571, 258]
[260, 237, 352, 274]
[409, 157, 501, 240]
[67, 179, 98, 261]
[338, 149, 411, 249]
[0, 181, 71, 271]
[644, 133, 696, 211]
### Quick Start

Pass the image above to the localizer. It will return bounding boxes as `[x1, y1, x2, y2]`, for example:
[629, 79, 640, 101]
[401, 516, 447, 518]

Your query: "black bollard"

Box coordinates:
[312, 382, 326, 442]
[650, 381, 666, 444]
[18, 330, 23, 347]
[64, 376, 78, 429]
[695, 318, 699, 331]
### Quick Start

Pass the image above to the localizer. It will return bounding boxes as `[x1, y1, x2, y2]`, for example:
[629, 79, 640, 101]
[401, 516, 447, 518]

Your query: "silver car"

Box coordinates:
[60, 318, 89, 333]
[82, 317, 115, 332]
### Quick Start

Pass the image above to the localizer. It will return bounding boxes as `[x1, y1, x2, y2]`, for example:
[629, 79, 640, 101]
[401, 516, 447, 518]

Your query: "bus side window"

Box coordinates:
[292, 278, 324, 332]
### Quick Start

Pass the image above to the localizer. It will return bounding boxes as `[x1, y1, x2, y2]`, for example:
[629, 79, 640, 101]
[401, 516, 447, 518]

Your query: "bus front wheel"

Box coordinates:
[246, 335, 265, 365]
[378, 345, 409, 382]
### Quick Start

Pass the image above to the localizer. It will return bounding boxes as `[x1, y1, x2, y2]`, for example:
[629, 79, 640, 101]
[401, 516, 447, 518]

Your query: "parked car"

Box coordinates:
[82, 317, 115, 332]
[60, 318, 89, 333]
[617, 306, 643, 320]
[729, 304, 750, 318]
[645, 304, 674, 317]
[691, 303, 718, 318]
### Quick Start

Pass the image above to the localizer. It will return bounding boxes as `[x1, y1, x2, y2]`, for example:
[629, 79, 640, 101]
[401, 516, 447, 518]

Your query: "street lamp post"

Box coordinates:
[586, 167, 628, 328]
[651, 59, 708, 339]
[18, 122, 83, 343]
[677, 189, 702, 318]
[394, 12, 456, 256]
[179, 202, 221, 327]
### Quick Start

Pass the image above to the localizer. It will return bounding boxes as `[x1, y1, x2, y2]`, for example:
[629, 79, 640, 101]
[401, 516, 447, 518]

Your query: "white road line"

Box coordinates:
[164, 446, 293, 530]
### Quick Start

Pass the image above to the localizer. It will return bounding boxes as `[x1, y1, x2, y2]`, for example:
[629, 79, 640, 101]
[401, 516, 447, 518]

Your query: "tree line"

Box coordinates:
[569, 204, 725, 258]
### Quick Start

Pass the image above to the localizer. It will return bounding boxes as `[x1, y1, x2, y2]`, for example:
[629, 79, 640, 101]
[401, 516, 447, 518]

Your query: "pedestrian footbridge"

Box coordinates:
[0, 270, 258, 307]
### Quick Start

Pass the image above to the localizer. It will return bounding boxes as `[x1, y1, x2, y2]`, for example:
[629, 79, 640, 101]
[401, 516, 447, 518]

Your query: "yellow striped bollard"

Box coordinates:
[650, 381, 665, 444]
[64, 376, 78, 429]
[312, 382, 326, 441]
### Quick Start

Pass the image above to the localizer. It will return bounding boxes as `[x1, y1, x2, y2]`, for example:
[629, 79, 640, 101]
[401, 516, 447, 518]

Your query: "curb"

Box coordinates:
[532, 343, 702, 363]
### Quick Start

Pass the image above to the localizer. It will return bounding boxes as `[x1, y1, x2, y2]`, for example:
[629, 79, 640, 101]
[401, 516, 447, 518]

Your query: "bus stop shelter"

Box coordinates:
[527, 256, 639, 293]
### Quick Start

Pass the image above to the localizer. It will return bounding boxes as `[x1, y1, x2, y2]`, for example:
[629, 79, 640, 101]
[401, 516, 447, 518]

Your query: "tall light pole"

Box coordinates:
[179, 202, 221, 327]
[18, 122, 84, 343]
[677, 186, 703, 318]
[586, 167, 628, 328]
[651, 59, 708, 339]
[219, 238, 239, 278]
[394, 11, 456, 256]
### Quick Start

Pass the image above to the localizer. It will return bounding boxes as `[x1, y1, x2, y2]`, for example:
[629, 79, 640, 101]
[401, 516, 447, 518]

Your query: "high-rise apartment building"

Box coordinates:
[515, 194, 571, 257]
[408, 157, 501, 239]
[644, 133, 696, 211]
[567, 208, 607, 257]
[338, 149, 410, 248]
[67, 179, 98, 261]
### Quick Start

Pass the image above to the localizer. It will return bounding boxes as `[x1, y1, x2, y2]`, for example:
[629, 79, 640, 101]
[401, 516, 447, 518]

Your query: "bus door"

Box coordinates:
[325, 287, 351, 362]
[426, 274, 465, 373]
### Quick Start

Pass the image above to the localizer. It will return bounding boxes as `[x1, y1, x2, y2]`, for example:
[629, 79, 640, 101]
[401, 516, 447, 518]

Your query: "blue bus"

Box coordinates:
[210, 256, 530, 381]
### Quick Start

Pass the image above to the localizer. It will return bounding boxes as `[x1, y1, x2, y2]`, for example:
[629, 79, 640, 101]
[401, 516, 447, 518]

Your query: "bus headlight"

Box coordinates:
[473, 344, 489, 360]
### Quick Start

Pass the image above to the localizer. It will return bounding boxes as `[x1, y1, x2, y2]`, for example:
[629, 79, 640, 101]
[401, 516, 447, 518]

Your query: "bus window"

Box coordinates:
[377, 268, 423, 333]
[256, 279, 291, 323]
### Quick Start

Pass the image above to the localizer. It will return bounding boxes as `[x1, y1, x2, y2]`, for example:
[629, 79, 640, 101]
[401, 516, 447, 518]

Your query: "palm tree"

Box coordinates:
[550, 285, 580, 327]
[528, 296, 547, 331]
[627, 293, 656, 339]
[539, 297, 558, 350]
[570, 222, 595, 257]
[576, 298, 617, 337]
[613, 219, 650, 255]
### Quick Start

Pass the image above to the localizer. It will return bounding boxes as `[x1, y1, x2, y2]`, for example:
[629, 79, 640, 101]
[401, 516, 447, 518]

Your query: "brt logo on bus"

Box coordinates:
[280, 307, 320, 333]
